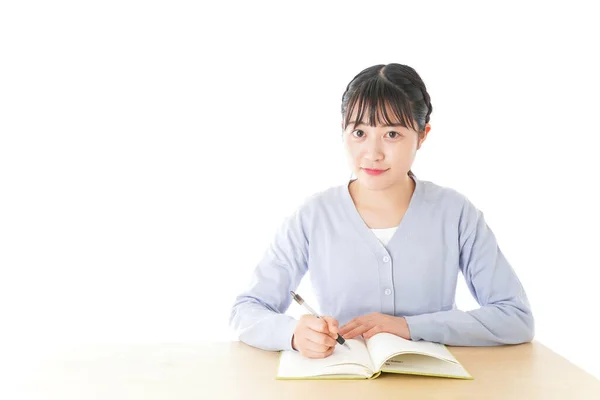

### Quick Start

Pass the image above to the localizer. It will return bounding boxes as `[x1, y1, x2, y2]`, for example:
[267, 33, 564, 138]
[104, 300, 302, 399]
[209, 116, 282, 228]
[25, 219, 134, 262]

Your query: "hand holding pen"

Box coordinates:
[290, 291, 350, 358]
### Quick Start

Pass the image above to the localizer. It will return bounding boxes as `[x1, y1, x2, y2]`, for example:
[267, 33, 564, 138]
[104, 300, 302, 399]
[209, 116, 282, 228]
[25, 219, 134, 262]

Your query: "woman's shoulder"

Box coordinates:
[418, 178, 471, 206]
[417, 178, 481, 223]
[294, 183, 344, 213]
[274, 184, 343, 236]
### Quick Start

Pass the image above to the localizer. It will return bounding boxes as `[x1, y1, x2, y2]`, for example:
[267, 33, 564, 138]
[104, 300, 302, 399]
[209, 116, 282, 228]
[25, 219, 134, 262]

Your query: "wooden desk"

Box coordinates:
[7, 340, 600, 399]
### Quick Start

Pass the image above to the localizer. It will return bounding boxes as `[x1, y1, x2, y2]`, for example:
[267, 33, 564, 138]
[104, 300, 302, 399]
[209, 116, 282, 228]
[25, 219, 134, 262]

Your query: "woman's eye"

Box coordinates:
[387, 131, 400, 139]
[351, 130, 365, 138]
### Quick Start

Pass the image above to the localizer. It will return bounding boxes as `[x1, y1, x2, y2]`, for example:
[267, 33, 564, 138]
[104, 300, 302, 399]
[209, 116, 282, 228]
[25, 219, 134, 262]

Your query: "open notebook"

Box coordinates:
[277, 332, 472, 380]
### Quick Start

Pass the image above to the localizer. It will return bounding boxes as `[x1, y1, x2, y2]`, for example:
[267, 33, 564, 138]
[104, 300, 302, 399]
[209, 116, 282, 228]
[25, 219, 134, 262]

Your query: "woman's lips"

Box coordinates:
[362, 168, 388, 176]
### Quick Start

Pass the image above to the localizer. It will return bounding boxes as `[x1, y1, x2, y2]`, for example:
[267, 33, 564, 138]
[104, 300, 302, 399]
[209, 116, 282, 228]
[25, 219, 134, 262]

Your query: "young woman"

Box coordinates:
[229, 63, 534, 359]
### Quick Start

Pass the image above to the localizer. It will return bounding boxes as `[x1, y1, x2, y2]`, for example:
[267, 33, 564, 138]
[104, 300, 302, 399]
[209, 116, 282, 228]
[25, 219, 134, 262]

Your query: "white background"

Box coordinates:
[1, 0, 599, 382]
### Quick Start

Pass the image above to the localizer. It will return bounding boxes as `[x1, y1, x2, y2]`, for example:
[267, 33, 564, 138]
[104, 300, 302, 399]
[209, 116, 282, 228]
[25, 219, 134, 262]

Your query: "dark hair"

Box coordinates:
[341, 63, 433, 178]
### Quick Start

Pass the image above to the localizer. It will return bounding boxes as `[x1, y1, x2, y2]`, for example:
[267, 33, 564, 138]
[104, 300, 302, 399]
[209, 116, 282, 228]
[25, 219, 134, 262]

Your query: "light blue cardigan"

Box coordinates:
[230, 176, 534, 351]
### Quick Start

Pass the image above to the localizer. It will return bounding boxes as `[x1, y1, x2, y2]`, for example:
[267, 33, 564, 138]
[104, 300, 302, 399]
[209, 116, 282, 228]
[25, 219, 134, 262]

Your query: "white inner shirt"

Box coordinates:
[370, 226, 399, 247]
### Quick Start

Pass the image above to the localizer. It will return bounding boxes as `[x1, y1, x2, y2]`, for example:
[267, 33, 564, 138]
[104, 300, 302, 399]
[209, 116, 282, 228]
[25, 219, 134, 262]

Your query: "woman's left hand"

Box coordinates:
[339, 312, 411, 340]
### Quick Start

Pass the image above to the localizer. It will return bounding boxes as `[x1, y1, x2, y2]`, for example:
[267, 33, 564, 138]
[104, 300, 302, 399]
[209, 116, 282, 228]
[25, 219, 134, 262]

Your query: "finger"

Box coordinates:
[343, 325, 370, 340]
[339, 320, 359, 336]
[296, 331, 330, 353]
[322, 316, 339, 333]
[305, 329, 337, 348]
[340, 320, 361, 337]
[300, 346, 335, 359]
[362, 325, 383, 339]
[322, 316, 339, 339]
[306, 317, 329, 334]
[303, 340, 332, 353]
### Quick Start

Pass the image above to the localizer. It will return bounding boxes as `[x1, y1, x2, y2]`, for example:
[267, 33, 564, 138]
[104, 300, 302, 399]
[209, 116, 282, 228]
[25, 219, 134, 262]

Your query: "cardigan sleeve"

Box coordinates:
[228, 205, 309, 351]
[404, 197, 535, 346]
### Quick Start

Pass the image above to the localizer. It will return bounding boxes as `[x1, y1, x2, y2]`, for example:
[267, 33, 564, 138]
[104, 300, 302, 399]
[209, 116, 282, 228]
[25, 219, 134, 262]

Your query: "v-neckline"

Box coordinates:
[340, 175, 423, 256]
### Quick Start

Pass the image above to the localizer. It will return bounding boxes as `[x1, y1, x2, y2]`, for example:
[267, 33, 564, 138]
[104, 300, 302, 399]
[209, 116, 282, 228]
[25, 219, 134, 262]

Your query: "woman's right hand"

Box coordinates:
[292, 315, 340, 358]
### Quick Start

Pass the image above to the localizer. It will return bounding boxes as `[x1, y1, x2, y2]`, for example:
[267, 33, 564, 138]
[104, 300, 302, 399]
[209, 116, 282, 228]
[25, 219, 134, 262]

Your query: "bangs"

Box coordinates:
[343, 78, 418, 132]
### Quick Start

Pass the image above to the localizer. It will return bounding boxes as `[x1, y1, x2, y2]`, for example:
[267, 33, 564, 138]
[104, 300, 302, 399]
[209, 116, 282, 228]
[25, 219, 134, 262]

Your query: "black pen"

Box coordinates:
[290, 291, 350, 350]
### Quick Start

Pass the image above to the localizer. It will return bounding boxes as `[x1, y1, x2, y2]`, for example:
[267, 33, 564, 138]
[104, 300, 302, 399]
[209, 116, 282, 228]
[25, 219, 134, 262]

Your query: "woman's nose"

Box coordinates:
[364, 139, 383, 161]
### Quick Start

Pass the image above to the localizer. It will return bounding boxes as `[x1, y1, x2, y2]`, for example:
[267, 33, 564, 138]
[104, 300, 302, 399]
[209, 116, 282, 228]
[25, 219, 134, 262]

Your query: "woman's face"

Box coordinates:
[342, 105, 430, 190]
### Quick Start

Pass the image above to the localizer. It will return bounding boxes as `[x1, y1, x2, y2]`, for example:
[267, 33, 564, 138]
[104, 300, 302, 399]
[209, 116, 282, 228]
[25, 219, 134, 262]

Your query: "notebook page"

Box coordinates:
[277, 337, 375, 378]
[381, 353, 471, 379]
[365, 332, 459, 371]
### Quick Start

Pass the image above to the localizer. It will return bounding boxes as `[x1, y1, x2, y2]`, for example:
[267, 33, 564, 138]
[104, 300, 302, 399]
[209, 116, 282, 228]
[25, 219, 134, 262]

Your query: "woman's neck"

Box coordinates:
[350, 176, 415, 212]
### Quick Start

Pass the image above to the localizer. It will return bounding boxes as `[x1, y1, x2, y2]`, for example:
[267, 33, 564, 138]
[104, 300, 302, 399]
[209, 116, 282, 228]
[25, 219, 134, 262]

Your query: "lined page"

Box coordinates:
[277, 337, 375, 378]
[365, 332, 459, 371]
[381, 353, 471, 378]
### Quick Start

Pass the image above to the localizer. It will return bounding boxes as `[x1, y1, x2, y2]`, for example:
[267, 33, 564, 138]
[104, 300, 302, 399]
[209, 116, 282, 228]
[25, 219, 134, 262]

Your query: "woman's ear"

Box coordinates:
[417, 123, 431, 150]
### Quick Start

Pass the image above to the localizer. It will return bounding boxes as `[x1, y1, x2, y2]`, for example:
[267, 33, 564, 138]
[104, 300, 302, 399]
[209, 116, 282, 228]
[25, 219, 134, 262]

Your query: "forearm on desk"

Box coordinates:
[230, 298, 298, 351]
[404, 303, 534, 346]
